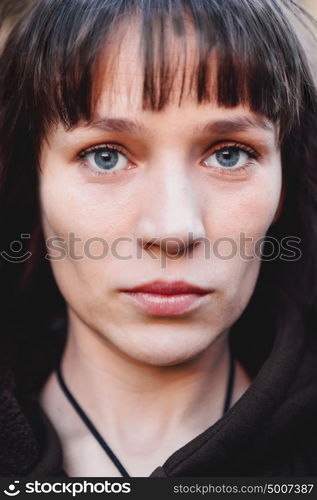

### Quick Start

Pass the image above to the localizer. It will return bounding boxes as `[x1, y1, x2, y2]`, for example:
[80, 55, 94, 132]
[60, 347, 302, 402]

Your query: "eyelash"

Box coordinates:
[203, 142, 260, 177]
[77, 141, 260, 178]
[77, 143, 133, 177]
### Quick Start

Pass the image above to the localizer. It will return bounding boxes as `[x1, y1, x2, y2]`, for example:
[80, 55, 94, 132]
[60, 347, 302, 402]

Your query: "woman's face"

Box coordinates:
[39, 29, 282, 366]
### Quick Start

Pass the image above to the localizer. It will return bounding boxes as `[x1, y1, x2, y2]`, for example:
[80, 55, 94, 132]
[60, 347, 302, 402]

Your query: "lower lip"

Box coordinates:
[121, 292, 211, 316]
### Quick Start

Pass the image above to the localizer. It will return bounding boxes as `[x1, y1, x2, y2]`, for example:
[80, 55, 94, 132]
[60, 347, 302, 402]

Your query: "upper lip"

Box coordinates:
[120, 280, 213, 295]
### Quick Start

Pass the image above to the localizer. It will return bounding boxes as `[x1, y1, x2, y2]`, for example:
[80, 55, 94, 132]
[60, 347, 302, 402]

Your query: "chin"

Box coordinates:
[116, 333, 218, 367]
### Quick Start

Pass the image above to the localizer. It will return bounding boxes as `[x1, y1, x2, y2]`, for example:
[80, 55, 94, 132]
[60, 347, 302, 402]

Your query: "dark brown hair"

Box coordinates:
[0, 0, 316, 389]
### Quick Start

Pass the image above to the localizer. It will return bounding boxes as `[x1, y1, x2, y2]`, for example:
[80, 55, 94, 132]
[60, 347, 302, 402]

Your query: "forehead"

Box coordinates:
[93, 17, 217, 113]
[74, 23, 275, 143]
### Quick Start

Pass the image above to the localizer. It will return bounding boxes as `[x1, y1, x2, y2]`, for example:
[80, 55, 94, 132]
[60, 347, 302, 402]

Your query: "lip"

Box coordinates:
[119, 280, 214, 316]
[121, 280, 212, 295]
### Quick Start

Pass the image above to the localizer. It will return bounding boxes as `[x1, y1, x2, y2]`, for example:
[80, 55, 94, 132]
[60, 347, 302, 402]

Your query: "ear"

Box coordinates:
[271, 182, 286, 225]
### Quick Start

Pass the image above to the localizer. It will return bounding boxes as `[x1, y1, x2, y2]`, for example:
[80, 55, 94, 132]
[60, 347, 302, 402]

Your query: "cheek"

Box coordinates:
[199, 166, 282, 315]
[39, 169, 137, 243]
[202, 167, 282, 243]
[38, 164, 140, 303]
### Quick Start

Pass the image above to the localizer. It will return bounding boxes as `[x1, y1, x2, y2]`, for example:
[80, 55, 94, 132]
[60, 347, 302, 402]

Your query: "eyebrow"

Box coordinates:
[197, 116, 274, 135]
[86, 117, 145, 134]
[85, 115, 274, 136]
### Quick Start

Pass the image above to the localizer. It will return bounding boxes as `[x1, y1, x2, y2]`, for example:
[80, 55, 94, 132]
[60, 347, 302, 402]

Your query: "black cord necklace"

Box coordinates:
[55, 348, 235, 477]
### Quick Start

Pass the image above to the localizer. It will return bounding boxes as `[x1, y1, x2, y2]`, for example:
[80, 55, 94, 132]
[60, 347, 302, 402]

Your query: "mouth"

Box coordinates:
[119, 280, 214, 316]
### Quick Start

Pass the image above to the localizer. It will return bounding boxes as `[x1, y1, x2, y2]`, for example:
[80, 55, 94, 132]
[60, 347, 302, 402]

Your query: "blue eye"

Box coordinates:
[216, 147, 241, 167]
[83, 147, 129, 173]
[204, 146, 251, 169]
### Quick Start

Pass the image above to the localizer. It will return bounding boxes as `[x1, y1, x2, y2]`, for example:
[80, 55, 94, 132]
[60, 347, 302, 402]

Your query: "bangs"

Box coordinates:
[1, 0, 314, 148]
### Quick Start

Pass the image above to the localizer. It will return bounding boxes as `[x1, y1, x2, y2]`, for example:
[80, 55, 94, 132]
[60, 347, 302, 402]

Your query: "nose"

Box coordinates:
[134, 167, 206, 256]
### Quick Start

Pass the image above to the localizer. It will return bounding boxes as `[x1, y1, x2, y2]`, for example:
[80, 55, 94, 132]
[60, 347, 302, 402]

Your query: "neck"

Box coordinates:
[39, 313, 252, 476]
[58, 317, 231, 443]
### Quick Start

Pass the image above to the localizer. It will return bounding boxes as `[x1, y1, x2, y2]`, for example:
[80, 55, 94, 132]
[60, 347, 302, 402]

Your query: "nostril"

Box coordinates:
[140, 235, 202, 255]
[162, 237, 200, 256]
[143, 238, 158, 250]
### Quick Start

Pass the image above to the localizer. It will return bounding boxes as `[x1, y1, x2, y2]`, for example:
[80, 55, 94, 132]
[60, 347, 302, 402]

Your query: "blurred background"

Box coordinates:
[301, 0, 317, 17]
[0, 0, 35, 49]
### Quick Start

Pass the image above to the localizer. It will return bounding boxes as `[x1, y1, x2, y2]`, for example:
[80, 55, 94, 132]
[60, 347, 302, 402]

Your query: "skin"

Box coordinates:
[38, 24, 283, 476]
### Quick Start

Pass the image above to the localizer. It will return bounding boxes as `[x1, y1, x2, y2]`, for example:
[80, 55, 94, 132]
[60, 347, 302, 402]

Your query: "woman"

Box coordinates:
[0, 0, 316, 478]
